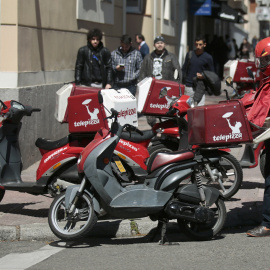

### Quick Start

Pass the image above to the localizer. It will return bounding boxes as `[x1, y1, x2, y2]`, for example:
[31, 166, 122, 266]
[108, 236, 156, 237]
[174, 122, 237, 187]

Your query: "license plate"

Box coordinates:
[115, 160, 126, 173]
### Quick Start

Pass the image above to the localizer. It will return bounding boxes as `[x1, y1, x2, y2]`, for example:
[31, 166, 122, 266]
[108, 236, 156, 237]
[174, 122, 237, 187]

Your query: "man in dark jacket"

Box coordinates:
[75, 28, 113, 89]
[135, 34, 149, 59]
[139, 36, 182, 82]
[182, 36, 214, 106]
[139, 36, 182, 126]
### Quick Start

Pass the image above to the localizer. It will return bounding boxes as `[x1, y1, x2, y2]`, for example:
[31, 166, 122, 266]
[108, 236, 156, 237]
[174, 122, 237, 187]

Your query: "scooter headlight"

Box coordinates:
[186, 97, 195, 108]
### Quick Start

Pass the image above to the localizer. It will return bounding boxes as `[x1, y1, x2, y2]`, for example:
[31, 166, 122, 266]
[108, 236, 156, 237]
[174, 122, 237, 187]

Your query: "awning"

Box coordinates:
[211, 1, 239, 23]
[210, 0, 247, 23]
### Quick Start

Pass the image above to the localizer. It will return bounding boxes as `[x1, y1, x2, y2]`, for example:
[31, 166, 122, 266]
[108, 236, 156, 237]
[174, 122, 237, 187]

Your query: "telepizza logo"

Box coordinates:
[118, 108, 137, 119]
[213, 112, 243, 142]
[119, 140, 138, 151]
[150, 87, 177, 110]
[73, 99, 100, 127]
[44, 147, 68, 163]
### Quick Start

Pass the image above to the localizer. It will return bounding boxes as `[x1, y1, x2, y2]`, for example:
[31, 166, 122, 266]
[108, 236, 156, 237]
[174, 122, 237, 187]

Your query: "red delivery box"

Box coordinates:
[187, 100, 253, 146]
[67, 88, 138, 133]
[55, 83, 101, 123]
[68, 93, 108, 133]
[223, 59, 262, 83]
[137, 77, 185, 116]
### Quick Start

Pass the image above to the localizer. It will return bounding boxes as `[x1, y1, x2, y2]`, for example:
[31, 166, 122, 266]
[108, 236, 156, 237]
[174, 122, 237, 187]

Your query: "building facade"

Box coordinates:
[0, 0, 257, 167]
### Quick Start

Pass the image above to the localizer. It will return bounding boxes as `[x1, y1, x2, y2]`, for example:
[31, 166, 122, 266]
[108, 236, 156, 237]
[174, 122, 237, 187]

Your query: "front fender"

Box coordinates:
[65, 185, 100, 214]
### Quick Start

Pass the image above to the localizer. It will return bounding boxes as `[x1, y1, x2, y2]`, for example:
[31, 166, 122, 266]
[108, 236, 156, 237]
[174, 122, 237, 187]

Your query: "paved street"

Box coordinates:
[0, 230, 270, 270]
[0, 85, 267, 269]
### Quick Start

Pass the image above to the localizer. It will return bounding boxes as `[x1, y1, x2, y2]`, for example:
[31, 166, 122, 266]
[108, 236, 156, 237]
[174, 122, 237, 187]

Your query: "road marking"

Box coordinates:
[0, 244, 64, 269]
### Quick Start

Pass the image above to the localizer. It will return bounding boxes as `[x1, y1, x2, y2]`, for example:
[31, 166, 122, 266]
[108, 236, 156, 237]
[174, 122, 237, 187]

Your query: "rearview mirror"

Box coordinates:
[159, 87, 168, 98]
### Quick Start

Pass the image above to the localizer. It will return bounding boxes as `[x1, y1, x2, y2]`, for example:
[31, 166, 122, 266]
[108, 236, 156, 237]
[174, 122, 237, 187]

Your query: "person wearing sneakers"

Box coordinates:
[246, 37, 270, 237]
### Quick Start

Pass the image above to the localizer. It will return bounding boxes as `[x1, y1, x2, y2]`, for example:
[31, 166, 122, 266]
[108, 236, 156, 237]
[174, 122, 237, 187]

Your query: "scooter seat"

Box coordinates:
[120, 129, 155, 143]
[35, 136, 69, 150]
[147, 150, 195, 173]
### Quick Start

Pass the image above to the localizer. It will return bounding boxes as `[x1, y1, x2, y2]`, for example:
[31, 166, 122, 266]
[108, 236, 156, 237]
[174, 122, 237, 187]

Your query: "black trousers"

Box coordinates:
[262, 139, 270, 228]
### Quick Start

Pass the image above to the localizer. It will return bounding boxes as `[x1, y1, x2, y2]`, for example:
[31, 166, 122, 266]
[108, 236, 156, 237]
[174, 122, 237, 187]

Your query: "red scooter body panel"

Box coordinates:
[115, 139, 150, 170]
[78, 128, 110, 173]
[36, 145, 83, 180]
[188, 100, 253, 146]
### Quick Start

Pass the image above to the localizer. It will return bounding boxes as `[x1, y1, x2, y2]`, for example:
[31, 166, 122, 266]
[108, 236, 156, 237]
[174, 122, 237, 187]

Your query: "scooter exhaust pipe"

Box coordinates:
[164, 200, 215, 223]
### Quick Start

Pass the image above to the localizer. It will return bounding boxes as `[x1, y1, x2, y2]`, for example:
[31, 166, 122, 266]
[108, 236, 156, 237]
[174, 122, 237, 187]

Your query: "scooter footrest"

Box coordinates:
[4, 182, 46, 194]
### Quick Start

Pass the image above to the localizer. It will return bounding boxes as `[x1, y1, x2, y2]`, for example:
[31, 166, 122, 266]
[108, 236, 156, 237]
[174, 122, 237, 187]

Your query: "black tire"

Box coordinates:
[260, 150, 266, 178]
[0, 187, 5, 202]
[193, 151, 243, 199]
[48, 192, 97, 241]
[177, 197, 226, 241]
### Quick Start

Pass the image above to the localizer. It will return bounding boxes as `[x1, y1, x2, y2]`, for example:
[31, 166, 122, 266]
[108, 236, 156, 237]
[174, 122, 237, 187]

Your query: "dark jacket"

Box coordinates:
[193, 71, 221, 103]
[139, 49, 182, 82]
[139, 42, 150, 59]
[75, 41, 113, 87]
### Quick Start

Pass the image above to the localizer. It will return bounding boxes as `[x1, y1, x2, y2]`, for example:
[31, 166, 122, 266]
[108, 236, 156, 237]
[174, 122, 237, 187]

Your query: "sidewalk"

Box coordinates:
[0, 89, 265, 241]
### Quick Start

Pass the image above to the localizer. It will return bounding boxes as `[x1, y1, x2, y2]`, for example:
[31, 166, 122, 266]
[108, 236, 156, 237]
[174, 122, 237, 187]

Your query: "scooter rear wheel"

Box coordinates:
[192, 151, 243, 199]
[177, 197, 226, 241]
[48, 192, 97, 241]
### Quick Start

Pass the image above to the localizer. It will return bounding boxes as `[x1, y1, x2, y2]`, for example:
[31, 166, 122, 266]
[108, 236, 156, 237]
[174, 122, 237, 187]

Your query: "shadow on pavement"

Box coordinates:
[0, 202, 49, 218]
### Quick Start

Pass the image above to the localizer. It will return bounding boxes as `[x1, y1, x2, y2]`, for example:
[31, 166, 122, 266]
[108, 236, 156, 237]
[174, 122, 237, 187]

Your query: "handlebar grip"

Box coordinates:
[110, 108, 119, 116]
[32, 108, 41, 112]
[136, 128, 144, 136]
[166, 108, 177, 116]
[4, 111, 12, 119]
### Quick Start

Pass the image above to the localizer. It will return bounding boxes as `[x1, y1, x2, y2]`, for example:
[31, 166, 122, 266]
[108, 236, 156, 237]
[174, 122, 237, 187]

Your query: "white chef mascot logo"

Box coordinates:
[74, 99, 100, 127]
[213, 112, 243, 142]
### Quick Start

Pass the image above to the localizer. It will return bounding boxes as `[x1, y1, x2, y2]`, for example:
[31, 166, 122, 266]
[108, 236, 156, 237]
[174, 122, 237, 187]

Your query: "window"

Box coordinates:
[126, 0, 143, 14]
[76, 0, 114, 24]
[161, 0, 176, 36]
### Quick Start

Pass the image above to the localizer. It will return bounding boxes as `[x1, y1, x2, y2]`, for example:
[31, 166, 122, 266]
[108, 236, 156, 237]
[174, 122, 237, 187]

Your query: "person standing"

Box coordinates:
[75, 28, 112, 89]
[225, 34, 236, 60]
[135, 34, 150, 59]
[239, 38, 252, 59]
[111, 34, 142, 96]
[246, 37, 270, 237]
[232, 38, 239, 59]
[182, 36, 214, 106]
[139, 36, 182, 126]
[139, 36, 182, 82]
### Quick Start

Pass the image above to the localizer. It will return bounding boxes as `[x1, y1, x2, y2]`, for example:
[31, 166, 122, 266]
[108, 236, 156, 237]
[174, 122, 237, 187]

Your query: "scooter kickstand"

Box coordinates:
[157, 219, 179, 246]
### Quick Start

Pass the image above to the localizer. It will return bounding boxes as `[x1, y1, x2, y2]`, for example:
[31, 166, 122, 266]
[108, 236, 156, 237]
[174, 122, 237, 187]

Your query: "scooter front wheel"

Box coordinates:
[48, 192, 97, 241]
[177, 197, 226, 241]
[0, 187, 5, 202]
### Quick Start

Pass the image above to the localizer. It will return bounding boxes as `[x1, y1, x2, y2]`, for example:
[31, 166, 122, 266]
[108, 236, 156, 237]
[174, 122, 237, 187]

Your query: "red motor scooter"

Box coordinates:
[0, 100, 86, 202]
[48, 108, 227, 242]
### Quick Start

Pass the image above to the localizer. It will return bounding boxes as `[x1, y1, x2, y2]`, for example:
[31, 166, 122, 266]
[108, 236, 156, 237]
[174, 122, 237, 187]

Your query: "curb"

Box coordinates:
[0, 209, 263, 242]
